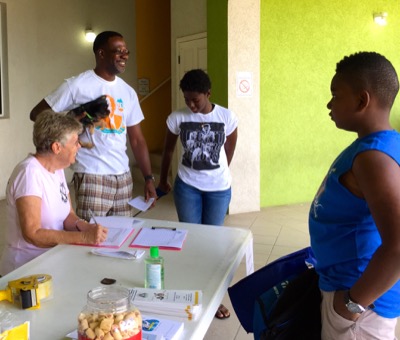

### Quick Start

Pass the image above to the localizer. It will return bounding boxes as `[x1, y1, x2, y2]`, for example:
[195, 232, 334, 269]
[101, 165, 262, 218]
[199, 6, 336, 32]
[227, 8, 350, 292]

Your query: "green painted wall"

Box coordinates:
[206, 0, 400, 208]
[207, 0, 228, 107]
[261, 0, 400, 206]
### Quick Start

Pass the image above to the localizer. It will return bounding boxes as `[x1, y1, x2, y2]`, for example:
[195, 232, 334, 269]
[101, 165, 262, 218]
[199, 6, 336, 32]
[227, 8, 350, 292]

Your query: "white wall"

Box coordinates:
[0, 0, 136, 198]
[228, 0, 260, 213]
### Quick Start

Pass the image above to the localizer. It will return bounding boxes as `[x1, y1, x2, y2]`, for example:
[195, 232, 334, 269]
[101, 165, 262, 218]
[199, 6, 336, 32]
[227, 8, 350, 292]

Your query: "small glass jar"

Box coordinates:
[77, 286, 142, 340]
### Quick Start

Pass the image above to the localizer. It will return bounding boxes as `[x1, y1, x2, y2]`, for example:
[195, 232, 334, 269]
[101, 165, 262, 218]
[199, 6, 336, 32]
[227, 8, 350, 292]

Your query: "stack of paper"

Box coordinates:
[142, 314, 184, 340]
[90, 248, 145, 260]
[129, 288, 202, 320]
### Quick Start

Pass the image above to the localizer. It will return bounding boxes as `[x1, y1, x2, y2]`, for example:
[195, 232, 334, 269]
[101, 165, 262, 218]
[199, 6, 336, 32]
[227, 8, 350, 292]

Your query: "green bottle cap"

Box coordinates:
[150, 246, 159, 258]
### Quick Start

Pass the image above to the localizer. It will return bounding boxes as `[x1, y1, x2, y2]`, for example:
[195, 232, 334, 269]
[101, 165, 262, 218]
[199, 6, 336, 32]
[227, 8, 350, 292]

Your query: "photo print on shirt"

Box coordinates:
[180, 122, 225, 170]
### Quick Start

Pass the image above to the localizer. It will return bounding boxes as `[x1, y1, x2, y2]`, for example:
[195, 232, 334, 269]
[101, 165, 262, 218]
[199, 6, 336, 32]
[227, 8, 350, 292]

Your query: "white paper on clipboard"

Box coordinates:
[129, 227, 188, 250]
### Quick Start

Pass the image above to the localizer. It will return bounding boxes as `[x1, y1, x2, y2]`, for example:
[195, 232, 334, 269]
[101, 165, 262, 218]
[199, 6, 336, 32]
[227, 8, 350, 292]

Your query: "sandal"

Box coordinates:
[215, 304, 231, 319]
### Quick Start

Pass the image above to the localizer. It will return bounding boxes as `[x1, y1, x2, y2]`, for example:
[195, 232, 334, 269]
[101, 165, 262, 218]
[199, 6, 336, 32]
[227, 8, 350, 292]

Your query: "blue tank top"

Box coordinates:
[309, 130, 400, 318]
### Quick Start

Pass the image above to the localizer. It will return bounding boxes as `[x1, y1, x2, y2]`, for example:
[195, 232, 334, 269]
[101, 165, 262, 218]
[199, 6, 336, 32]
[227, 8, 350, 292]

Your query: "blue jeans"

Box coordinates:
[173, 176, 231, 226]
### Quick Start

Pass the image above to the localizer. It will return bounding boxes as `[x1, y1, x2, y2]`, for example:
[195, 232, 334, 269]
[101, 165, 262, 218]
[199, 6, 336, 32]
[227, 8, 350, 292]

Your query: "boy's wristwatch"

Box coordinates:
[344, 291, 374, 314]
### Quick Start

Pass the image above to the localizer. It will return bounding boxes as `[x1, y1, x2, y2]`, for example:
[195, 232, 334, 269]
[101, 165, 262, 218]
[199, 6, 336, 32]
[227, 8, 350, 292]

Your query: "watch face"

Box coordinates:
[346, 301, 365, 314]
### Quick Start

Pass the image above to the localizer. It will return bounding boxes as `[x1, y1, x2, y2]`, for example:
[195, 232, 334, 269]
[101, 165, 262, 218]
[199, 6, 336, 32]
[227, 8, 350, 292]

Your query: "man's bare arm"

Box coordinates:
[30, 99, 51, 121]
[334, 150, 400, 320]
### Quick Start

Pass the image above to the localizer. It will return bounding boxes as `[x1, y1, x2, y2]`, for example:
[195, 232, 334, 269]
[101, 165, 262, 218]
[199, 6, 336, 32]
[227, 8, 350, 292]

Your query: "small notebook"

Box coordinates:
[129, 227, 188, 250]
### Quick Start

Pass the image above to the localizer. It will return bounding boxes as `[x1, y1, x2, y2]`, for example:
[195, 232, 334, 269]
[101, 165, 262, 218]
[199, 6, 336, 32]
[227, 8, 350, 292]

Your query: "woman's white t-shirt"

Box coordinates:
[167, 104, 238, 191]
[0, 155, 70, 275]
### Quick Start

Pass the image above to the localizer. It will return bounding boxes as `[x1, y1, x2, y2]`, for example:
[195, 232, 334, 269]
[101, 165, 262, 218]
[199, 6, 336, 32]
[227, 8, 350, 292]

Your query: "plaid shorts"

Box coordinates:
[73, 171, 133, 221]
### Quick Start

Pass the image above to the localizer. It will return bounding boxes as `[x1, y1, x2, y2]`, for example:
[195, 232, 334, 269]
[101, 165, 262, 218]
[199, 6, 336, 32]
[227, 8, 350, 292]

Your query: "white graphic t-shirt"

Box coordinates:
[45, 70, 144, 175]
[167, 104, 238, 191]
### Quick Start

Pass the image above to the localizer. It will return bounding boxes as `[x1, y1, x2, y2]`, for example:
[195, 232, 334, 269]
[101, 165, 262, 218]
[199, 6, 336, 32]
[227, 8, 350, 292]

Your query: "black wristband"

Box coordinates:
[144, 175, 155, 182]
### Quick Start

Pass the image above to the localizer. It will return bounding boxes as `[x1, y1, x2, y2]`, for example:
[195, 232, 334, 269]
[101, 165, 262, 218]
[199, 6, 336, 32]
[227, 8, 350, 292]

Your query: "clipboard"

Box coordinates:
[129, 227, 188, 250]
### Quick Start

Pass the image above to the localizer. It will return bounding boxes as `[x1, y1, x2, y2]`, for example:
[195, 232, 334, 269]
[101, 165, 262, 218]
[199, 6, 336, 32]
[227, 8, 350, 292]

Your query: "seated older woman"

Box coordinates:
[0, 110, 108, 275]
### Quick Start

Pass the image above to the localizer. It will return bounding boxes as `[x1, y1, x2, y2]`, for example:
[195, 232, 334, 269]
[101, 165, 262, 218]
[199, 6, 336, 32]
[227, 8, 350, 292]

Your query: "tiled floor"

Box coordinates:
[131, 190, 312, 339]
[204, 202, 312, 340]
[1, 187, 398, 339]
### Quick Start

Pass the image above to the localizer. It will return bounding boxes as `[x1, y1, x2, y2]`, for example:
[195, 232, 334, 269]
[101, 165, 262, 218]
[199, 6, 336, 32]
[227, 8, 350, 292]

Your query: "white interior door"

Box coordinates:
[176, 33, 207, 109]
[172, 33, 207, 181]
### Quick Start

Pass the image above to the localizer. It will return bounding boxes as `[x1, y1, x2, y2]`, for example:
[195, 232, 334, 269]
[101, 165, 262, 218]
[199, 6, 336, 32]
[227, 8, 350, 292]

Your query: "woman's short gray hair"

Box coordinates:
[33, 109, 83, 154]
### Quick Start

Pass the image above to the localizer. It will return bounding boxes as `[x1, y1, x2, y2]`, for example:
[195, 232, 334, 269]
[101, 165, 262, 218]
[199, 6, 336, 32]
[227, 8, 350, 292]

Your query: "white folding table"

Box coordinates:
[0, 218, 253, 340]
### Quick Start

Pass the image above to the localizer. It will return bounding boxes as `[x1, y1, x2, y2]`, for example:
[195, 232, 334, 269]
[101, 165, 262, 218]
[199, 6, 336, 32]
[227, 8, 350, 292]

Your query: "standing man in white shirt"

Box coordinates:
[30, 31, 156, 221]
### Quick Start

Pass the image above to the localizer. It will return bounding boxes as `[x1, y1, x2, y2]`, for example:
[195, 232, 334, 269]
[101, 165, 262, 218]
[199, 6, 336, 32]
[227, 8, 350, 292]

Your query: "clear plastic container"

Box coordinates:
[77, 286, 142, 340]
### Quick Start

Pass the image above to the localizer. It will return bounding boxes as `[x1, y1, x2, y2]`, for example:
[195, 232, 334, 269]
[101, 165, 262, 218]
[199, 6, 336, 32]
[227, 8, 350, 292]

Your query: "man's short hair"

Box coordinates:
[336, 52, 399, 109]
[93, 31, 123, 53]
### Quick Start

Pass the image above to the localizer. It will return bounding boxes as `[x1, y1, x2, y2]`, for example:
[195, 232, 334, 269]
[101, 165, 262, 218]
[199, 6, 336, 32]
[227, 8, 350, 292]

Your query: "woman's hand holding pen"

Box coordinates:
[81, 208, 108, 244]
[81, 223, 108, 245]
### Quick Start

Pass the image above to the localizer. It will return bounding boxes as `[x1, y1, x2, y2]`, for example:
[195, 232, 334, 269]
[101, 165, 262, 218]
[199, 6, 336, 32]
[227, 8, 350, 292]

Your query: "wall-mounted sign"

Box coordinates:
[236, 72, 253, 98]
[138, 78, 150, 96]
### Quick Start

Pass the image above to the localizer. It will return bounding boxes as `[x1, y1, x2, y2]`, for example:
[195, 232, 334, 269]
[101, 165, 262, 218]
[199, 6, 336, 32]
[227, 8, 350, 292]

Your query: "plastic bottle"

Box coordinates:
[144, 246, 164, 289]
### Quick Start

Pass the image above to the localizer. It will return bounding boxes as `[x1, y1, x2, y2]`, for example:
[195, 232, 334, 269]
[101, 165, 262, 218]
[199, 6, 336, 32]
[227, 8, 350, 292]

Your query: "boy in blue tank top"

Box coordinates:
[309, 52, 400, 339]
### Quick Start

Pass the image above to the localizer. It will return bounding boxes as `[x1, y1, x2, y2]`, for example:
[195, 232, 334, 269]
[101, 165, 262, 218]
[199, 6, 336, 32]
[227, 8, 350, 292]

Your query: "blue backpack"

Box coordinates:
[228, 247, 320, 339]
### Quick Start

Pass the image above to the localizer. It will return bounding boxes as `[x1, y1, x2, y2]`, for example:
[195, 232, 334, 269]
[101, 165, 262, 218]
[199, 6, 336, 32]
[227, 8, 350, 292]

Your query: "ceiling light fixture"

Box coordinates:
[85, 29, 96, 42]
[373, 12, 388, 26]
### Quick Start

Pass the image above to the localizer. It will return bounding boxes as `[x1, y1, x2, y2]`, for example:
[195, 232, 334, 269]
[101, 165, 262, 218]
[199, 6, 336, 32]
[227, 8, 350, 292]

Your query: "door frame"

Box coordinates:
[175, 32, 207, 110]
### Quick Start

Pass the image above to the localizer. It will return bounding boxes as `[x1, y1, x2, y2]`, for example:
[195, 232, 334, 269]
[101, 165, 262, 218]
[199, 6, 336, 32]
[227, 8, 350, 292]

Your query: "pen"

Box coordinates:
[151, 226, 177, 231]
[88, 208, 98, 226]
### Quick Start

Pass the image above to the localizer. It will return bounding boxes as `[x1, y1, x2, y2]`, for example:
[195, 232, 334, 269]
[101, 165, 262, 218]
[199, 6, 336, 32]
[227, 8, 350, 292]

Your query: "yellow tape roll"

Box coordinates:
[8, 274, 53, 309]
[34, 274, 53, 301]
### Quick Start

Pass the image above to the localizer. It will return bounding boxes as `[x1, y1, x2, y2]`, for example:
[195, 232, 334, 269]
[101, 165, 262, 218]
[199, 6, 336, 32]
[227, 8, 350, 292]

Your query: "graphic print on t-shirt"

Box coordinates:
[180, 122, 225, 170]
[59, 182, 68, 203]
[311, 166, 336, 218]
[96, 95, 125, 134]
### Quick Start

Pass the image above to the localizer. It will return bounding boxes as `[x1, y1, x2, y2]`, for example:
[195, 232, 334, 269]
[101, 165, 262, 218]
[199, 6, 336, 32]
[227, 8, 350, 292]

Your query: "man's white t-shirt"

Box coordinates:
[0, 155, 70, 275]
[167, 104, 238, 191]
[45, 70, 144, 175]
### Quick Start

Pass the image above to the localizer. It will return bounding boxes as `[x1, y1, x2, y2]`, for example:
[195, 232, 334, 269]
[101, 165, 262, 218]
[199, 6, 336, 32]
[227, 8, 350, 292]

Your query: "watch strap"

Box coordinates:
[344, 291, 375, 314]
[144, 175, 155, 182]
